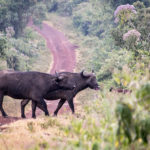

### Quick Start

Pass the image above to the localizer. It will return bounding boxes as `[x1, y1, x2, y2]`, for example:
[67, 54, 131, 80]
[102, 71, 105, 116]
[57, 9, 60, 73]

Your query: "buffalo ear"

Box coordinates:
[55, 75, 64, 82]
[58, 75, 64, 81]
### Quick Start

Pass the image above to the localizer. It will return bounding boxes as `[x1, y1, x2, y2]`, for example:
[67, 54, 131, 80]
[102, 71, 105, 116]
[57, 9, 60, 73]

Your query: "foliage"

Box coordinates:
[116, 102, 133, 143]
[31, 2, 47, 25]
[0, 0, 37, 37]
[114, 4, 137, 24]
[112, 62, 150, 146]
[112, 2, 150, 59]
[113, 65, 132, 87]
[136, 83, 150, 109]
[0, 0, 50, 38]
[108, 0, 150, 7]
[27, 122, 35, 133]
[40, 118, 59, 129]
[44, 0, 58, 12]
[0, 34, 7, 59]
[0, 27, 48, 71]
[56, 0, 88, 16]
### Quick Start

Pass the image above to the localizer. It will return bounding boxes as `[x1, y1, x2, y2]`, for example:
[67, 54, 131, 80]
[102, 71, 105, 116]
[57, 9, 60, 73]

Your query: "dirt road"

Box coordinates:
[0, 21, 77, 125]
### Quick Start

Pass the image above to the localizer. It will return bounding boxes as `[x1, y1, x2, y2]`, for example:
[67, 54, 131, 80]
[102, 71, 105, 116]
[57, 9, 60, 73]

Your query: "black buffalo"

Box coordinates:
[0, 70, 76, 118]
[21, 70, 100, 118]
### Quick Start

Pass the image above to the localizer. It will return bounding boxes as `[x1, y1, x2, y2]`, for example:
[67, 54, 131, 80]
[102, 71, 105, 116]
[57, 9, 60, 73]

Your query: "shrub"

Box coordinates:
[136, 83, 150, 108]
[116, 102, 133, 143]
[27, 122, 35, 132]
[114, 4, 136, 24]
[0, 34, 7, 59]
[123, 29, 141, 41]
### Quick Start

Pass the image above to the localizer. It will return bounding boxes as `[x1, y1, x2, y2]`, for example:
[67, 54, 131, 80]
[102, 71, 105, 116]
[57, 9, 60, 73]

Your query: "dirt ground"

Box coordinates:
[0, 20, 77, 125]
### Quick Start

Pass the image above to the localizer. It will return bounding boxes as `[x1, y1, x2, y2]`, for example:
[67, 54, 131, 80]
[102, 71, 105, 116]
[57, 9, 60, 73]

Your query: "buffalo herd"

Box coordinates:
[0, 70, 100, 118]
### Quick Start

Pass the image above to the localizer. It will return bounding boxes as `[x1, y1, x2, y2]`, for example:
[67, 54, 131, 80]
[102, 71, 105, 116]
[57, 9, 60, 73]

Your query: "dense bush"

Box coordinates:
[0, 27, 47, 71]
[0, 34, 7, 59]
[44, 0, 58, 12]
[0, 0, 50, 38]
[0, 0, 37, 38]
[31, 2, 47, 25]
[111, 2, 150, 62]
[108, 0, 150, 7]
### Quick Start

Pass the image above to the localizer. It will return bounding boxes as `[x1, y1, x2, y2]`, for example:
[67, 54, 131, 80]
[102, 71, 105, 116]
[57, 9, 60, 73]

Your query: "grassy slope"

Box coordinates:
[0, 92, 127, 150]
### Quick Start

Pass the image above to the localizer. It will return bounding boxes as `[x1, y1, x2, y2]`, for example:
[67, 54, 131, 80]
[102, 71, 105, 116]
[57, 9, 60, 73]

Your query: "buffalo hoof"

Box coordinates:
[21, 115, 26, 119]
[45, 113, 49, 116]
[2, 113, 8, 118]
[32, 116, 36, 119]
[3, 115, 9, 118]
[53, 113, 57, 117]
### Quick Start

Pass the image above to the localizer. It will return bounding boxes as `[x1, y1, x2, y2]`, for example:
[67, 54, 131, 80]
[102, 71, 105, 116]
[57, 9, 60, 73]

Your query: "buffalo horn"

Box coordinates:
[55, 71, 58, 77]
[81, 70, 91, 78]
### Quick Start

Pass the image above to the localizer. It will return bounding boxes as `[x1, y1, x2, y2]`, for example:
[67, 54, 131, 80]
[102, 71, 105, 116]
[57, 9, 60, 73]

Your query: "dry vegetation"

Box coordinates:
[0, 103, 83, 150]
[0, 90, 134, 150]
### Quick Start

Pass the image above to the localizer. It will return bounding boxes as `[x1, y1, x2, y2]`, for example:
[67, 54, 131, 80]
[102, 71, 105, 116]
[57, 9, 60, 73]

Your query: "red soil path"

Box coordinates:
[0, 21, 77, 125]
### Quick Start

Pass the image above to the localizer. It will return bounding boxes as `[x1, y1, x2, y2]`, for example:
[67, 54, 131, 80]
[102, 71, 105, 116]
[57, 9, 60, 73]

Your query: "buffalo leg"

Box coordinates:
[32, 101, 37, 118]
[36, 101, 45, 112]
[54, 99, 66, 116]
[0, 94, 8, 117]
[32, 101, 50, 116]
[32, 98, 49, 118]
[67, 98, 75, 114]
[21, 99, 30, 118]
[40, 99, 49, 116]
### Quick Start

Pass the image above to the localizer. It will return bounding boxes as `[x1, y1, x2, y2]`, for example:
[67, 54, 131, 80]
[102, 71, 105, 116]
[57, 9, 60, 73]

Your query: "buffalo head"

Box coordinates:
[55, 71, 76, 90]
[81, 70, 100, 90]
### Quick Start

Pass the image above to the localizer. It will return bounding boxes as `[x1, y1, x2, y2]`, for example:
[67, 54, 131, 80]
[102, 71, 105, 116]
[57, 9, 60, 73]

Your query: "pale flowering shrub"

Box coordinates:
[6, 26, 15, 38]
[123, 29, 141, 50]
[114, 4, 137, 23]
[123, 29, 141, 41]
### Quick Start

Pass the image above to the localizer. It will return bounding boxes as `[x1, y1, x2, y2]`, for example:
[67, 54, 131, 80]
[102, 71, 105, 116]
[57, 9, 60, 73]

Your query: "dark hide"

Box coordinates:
[21, 71, 100, 118]
[0, 70, 76, 118]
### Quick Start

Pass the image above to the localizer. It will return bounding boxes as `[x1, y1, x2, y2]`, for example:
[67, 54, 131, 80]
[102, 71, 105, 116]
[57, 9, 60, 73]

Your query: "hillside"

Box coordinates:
[0, 0, 150, 150]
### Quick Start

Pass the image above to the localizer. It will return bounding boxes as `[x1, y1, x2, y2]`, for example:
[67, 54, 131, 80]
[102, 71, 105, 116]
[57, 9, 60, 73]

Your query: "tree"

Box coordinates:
[9, 0, 37, 38]
[0, 0, 37, 38]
